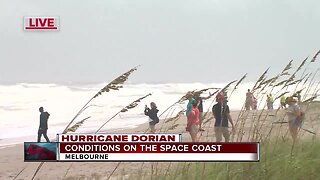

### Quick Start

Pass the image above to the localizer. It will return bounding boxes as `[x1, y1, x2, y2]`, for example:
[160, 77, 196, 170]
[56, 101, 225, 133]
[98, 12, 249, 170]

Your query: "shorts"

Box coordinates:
[189, 124, 199, 134]
[245, 101, 253, 109]
[149, 121, 158, 126]
[289, 118, 302, 128]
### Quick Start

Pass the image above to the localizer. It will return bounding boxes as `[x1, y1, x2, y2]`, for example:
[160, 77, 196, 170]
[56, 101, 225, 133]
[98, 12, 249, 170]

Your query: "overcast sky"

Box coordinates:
[0, 0, 319, 84]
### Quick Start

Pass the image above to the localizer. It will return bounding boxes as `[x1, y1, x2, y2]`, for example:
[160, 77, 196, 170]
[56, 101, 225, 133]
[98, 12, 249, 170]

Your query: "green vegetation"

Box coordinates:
[140, 140, 320, 180]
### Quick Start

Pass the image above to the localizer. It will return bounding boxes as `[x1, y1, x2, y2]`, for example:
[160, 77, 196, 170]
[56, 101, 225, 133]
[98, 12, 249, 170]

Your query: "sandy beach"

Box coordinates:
[1, 105, 319, 180]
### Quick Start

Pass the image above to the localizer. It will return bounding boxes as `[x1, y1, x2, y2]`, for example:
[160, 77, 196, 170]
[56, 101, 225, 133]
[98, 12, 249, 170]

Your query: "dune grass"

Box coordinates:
[134, 140, 320, 180]
[27, 52, 320, 180]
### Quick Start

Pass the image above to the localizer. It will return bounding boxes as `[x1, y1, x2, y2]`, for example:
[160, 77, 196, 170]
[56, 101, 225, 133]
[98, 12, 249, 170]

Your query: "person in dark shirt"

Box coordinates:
[194, 94, 211, 131]
[212, 93, 234, 142]
[144, 102, 159, 133]
[37, 107, 50, 142]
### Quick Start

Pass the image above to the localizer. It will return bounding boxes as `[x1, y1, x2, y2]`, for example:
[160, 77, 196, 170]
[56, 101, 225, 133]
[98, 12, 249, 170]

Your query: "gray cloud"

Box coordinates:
[0, 0, 319, 84]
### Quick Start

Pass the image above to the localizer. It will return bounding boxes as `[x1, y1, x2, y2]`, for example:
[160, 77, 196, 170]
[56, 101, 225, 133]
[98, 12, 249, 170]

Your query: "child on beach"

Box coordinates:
[285, 97, 302, 141]
[212, 93, 235, 142]
[186, 100, 200, 142]
[144, 102, 159, 133]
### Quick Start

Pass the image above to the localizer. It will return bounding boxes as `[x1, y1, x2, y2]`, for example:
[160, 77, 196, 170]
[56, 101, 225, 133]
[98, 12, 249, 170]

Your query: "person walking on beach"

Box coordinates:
[212, 93, 235, 142]
[37, 107, 50, 142]
[245, 89, 254, 110]
[266, 94, 274, 110]
[280, 96, 286, 109]
[285, 97, 302, 141]
[270, 94, 274, 109]
[144, 102, 159, 133]
[186, 100, 200, 142]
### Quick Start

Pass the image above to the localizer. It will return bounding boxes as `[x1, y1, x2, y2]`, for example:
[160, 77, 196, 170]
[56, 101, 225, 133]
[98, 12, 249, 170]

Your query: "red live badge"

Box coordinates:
[24, 17, 60, 31]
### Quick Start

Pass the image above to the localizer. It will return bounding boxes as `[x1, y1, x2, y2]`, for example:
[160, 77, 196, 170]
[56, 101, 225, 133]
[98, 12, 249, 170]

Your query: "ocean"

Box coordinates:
[0, 82, 317, 146]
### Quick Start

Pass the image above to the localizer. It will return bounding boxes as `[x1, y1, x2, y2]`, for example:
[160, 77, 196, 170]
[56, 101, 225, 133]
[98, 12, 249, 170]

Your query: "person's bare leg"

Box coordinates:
[189, 132, 196, 142]
[193, 132, 198, 142]
[152, 126, 156, 133]
[289, 125, 298, 141]
[149, 125, 155, 134]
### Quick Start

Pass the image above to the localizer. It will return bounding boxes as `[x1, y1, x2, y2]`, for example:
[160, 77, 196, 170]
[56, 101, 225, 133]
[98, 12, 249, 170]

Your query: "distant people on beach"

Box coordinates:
[280, 96, 286, 109]
[297, 93, 301, 102]
[266, 94, 274, 110]
[285, 97, 302, 141]
[144, 102, 159, 133]
[245, 89, 254, 110]
[186, 100, 200, 142]
[37, 107, 50, 142]
[212, 93, 235, 142]
[293, 92, 302, 103]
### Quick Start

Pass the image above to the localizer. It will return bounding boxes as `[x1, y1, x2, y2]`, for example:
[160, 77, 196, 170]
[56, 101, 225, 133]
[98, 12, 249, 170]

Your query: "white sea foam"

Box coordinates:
[0, 82, 318, 146]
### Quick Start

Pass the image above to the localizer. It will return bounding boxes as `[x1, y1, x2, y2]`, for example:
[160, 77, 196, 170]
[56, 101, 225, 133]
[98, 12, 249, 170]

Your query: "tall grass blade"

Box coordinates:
[281, 60, 293, 75]
[95, 93, 152, 133]
[63, 66, 139, 134]
[252, 68, 269, 91]
[64, 116, 91, 133]
[311, 50, 320, 62]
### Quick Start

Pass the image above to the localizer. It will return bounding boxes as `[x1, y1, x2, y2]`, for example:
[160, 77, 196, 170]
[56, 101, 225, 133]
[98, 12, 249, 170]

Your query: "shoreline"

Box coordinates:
[1, 109, 319, 179]
[0, 114, 165, 179]
[0, 118, 151, 148]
